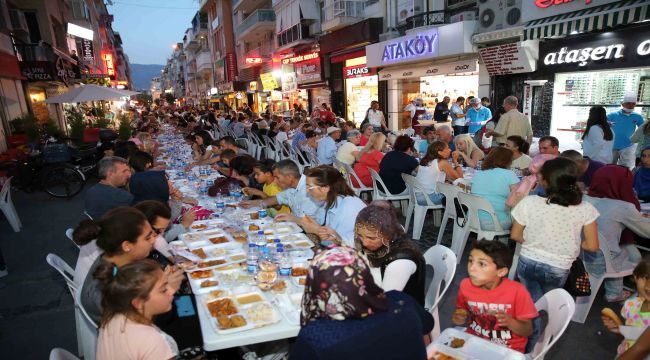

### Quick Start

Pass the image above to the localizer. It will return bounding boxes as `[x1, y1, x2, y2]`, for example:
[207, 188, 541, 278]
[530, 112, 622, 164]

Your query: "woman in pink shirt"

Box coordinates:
[353, 133, 386, 187]
[96, 259, 178, 360]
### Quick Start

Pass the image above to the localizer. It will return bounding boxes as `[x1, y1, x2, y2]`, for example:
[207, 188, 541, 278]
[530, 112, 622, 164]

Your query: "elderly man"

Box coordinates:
[466, 97, 492, 134]
[84, 156, 133, 219]
[609, 92, 645, 168]
[489, 96, 533, 145]
[317, 127, 341, 165]
[560, 150, 605, 189]
[336, 130, 361, 165]
[435, 125, 456, 152]
[434, 96, 451, 123]
[240, 159, 325, 224]
[538, 136, 560, 156]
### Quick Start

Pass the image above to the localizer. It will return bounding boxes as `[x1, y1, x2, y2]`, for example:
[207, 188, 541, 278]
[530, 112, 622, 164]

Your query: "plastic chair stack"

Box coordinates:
[423, 245, 457, 340]
[528, 288, 575, 360]
[401, 174, 444, 240]
[0, 177, 21, 232]
[573, 231, 637, 323]
[451, 192, 511, 264]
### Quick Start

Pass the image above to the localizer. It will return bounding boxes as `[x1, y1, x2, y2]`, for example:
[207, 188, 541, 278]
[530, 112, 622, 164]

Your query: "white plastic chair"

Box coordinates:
[74, 287, 98, 360]
[49, 348, 80, 360]
[423, 245, 457, 340]
[573, 231, 636, 323]
[342, 163, 373, 199]
[451, 192, 511, 264]
[263, 135, 281, 161]
[46, 254, 83, 357]
[0, 177, 21, 232]
[66, 228, 80, 249]
[509, 242, 522, 280]
[402, 174, 443, 239]
[435, 182, 462, 245]
[369, 169, 410, 214]
[527, 288, 575, 360]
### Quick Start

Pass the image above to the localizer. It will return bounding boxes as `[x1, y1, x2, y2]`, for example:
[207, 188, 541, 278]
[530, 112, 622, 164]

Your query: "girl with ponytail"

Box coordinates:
[95, 259, 178, 360]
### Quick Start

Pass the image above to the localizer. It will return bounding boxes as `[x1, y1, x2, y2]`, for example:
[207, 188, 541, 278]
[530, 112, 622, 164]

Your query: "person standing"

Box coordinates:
[433, 96, 450, 123]
[404, 98, 426, 135]
[365, 100, 387, 133]
[582, 106, 614, 164]
[450, 96, 467, 135]
[609, 92, 645, 169]
[466, 97, 492, 135]
[489, 96, 533, 146]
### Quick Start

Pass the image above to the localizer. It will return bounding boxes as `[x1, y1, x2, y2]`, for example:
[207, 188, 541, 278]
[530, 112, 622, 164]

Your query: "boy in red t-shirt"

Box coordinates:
[452, 240, 538, 353]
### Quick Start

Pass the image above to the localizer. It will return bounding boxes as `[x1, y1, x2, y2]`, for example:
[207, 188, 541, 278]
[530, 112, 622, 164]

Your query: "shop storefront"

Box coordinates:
[344, 59, 378, 125]
[537, 23, 650, 149]
[365, 21, 478, 130]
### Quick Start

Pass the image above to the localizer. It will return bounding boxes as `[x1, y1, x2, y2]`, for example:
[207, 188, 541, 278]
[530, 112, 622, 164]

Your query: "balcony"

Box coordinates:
[321, 0, 366, 32]
[236, 9, 276, 42]
[196, 50, 212, 75]
[402, 10, 446, 32]
[185, 39, 200, 52]
[233, 0, 272, 15]
[276, 23, 312, 52]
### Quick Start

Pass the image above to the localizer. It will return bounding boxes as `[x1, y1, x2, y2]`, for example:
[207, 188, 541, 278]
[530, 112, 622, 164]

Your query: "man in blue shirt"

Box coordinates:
[466, 97, 492, 134]
[608, 92, 645, 169]
[317, 127, 341, 165]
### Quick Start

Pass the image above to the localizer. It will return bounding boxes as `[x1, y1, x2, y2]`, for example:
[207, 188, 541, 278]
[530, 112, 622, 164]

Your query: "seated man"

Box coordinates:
[336, 130, 361, 166]
[538, 136, 560, 156]
[560, 149, 605, 189]
[85, 156, 133, 219]
[435, 125, 456, 152]
[317, 127, 341, 165]
[418, 126, 437, 154]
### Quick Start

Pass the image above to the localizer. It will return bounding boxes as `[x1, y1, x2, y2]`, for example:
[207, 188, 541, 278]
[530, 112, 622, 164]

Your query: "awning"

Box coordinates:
[378, 59, 477, 81]
[524, 0, 650, 40]
[297, 80, 328, 90]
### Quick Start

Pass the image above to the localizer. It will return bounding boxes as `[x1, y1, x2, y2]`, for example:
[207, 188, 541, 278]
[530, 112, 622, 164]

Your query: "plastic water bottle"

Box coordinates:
[260, 246, 273, 263]
[273, 241, 282, 264]
[255, 231, 267, 248]
[215, 197, 225, 214]
[246, 243, 259, 274]
[278, 248, 291, 277]
[200, 180, 208, 196]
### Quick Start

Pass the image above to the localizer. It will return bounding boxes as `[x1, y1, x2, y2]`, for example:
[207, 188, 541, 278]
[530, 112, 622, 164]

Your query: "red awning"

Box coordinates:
[0, 52, 25, 80]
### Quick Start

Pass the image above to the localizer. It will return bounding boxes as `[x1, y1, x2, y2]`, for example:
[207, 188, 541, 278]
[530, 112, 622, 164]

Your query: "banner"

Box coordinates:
[281, 72, 297, 93]
[81, 39, 94, 62]
[344, 64, 376, 79]
[260, 72, 278, 91]
[295, 58, 321, 84]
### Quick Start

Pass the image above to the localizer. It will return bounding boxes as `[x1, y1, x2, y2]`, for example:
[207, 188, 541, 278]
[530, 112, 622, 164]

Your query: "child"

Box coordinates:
[452, 240, 537, 353]
[96, 259, 178, 360]
[243, 159, 291, 215]
[602, 256, 650, 356]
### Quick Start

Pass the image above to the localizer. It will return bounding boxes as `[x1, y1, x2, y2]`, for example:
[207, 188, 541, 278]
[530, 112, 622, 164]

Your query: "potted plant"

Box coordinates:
[118, 112, 132, 141]
[65, 106, 86, 145]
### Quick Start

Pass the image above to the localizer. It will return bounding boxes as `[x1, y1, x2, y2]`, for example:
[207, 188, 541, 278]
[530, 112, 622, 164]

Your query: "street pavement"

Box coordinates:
[0, 182, 621, 359]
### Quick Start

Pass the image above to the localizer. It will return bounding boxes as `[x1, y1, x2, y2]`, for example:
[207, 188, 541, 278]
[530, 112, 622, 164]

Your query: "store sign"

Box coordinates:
[103, 53, 115, 78]
[67, 23, 94, 41]
[20, 61, 55, 81]
[282, 52, 319, 65]
[295, 58, 322, 84]
[366, 28, 439, 68]
[281, 72, 297, 92]
[245, 57, 262, 64]
[538, 25, 650, 72]
[479, 41, 538, 76]
[81, 73, 109, 79]
[344, 64, 376, 79]
[217, 82, 234, 93]
[249, 81, 258, 91]
[378, 59, 477, 80]
[225, 53, 237, 82]
[522, 0, 619, 23]
[81, 39, 94, 62]
[260, 72, 278, 91]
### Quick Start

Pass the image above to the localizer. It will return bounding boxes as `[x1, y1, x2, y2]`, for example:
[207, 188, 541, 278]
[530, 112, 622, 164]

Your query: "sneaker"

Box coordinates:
[0, 269, 7, 278]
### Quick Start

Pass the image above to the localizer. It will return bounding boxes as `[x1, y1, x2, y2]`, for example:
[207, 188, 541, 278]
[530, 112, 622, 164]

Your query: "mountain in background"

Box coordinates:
[129, 63, 164, 91]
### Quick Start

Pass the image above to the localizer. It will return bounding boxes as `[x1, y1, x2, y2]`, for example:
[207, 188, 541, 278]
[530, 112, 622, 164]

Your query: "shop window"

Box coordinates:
[23, 11, 41, 43]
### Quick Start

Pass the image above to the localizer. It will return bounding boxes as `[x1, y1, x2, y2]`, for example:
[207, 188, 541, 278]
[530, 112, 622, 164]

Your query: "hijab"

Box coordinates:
[588, 165, 640, 245]
[300, 246, 388, 326]
[634, 146, 650, 199]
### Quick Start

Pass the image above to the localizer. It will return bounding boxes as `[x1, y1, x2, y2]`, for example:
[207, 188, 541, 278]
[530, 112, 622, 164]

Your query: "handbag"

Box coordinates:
[563, 258, 592, 297]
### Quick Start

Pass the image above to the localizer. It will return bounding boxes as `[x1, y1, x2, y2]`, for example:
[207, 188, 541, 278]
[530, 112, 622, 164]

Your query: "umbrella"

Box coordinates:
[45, 84, 139, 103]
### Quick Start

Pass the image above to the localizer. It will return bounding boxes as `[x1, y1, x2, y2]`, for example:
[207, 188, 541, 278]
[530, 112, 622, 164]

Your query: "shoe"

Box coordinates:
[0, 269, 7, 278]
[606, 289, 632, 303]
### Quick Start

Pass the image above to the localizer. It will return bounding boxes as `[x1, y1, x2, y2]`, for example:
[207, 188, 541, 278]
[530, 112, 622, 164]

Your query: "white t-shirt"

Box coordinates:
[511, 195, 599, 270]
[96, 314, 178, 360]
[450, 104, 466, 126]
[276, 131, 289, 144]
[582, 125, 614, 164]
[367, 109, 384, 127]
[336, 141, 358, 165]
[511, 154, 532, 171]
[415, 160, 445, 194]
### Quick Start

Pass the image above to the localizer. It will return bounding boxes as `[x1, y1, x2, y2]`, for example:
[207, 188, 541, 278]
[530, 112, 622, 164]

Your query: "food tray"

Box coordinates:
[432, 328, 525, 360]
[180, 229, 237, 249]
[271, 291, 303, 326]
[188, 219, 226, 232]
[244, 220, 303, 236]
[426, 344, 466, 360]
[200, 292, 280, 334]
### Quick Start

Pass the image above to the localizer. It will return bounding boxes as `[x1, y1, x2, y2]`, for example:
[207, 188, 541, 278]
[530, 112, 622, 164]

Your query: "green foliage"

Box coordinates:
[42, 119, 63, 138]
[118, 112, 132, 141]
[164, 93, 175, 105]
[65, 106, 86, 145]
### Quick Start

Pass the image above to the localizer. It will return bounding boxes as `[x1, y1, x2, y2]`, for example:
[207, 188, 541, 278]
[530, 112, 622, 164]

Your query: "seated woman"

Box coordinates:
[453, 134, 485, 168]
[353, 133, 386, 187]
[635, 146, 650, 202]
[583, 165, 650, 302]
[416, 140, 463, 204]
[470, 147, 519, 230]
[228, 155, 263, 190]
[359, 123, 373, 146]
[505, 135, 532, 174]
[354, 203, 426, 305]
[191, 130, 214, 162]
[378, 135, 419, 195]
[289, 246, 434, 360]
[277, 166, 365, 247]
[96, 259, 178, 360]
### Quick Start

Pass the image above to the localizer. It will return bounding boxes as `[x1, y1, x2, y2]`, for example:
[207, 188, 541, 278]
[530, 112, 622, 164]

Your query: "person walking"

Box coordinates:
[489, 96, 533, 146]
[609, 92, 645, 169]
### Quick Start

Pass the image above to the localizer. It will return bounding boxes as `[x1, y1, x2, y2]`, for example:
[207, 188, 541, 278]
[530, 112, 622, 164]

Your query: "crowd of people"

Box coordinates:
[64, 90, 650, 359]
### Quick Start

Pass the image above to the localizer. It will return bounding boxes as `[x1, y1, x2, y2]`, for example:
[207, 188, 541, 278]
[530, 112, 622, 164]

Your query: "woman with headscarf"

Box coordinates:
[583, 165, 650, 302]
[354, 203, 426, 306]
[290, 246, 433, 360]
[635, 146, 650, 202]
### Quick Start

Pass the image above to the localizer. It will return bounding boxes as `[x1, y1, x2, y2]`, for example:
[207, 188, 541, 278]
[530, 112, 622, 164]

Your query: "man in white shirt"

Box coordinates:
[450, 96, 467, 135]
[317, 127, 341, 165]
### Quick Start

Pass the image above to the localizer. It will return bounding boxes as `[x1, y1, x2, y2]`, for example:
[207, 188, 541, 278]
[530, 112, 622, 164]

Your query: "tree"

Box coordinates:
[118, 112, 132, 141]
[136, 93, 153, 107]
[65, 106, 86, 145]
[164, 93, 175, 105]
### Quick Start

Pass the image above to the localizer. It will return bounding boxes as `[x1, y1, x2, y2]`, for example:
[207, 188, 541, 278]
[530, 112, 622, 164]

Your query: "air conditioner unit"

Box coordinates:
[478, 0, 521, 33]
[8, 9, 29, 35]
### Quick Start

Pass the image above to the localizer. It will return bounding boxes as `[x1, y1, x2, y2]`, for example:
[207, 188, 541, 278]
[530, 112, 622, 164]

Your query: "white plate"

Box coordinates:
[433, 328, 525, 360]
